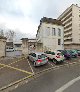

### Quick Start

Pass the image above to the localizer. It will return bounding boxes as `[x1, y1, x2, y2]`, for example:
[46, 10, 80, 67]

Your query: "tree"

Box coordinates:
[5, 30, 15, 42]
[0, 29, 4, 36]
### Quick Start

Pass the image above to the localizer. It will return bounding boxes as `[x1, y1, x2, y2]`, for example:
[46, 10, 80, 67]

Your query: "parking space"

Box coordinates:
[27, 59, 54, 73]
[0, 56, 80, 90]
[0, 67, 30, 88]
[10, 59, 34, 73]
[0, 57, 22, 65]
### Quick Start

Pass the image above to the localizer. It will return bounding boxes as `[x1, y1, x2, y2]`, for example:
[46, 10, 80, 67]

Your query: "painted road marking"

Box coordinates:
[0, 74, 32, 91]
[0, 63, 32, 75]
[55, 76, 80, 92]
[48, 62, 54, 67]
[0, 60, 79, 91]
[0, 57, 27, 70]
[27, 60, 34, 74]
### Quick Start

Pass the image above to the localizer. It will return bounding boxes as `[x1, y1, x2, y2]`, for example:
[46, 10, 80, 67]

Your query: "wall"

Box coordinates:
[37, 23, 64, 51]
[22, 40, 28, 55]
[0, 39, 6, 57]
[72, 5, 80, 43]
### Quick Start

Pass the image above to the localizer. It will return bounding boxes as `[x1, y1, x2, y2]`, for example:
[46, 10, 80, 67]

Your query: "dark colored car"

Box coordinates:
[60, 50, 71, 60]
[69, 50, 78, 58]
[76, 50, 80, 56]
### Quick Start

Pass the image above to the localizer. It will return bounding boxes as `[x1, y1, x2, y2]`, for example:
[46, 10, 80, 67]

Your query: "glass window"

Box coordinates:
[58, 28, 61, 36]
[51, 52, 55, 55]
[46, 27, 50, 36]
[52, 28, 56, 36]
[38, 54, 46, 59]
[58, 39, 61, 45]
[32, 53, 36, 57]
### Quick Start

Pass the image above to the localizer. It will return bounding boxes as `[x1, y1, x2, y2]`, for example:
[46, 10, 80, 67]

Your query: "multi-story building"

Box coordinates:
[36, 17, 64, 51]
[57, 4, 80, 49]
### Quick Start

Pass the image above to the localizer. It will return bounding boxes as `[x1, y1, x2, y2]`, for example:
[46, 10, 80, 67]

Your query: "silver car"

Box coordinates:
[28, 52, 48, 66]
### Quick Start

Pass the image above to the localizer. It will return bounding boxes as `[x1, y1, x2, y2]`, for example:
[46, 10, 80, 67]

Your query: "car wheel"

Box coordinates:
[33, 62, 36, 66]
[27, 56, 29, 59]
[53, 59, 57, 64]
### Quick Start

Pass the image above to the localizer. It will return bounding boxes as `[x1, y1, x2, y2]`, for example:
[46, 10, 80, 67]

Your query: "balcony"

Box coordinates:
[64, 28, 72, 34]
[64, 37, 72, 42]
[64, 23, 72, 30]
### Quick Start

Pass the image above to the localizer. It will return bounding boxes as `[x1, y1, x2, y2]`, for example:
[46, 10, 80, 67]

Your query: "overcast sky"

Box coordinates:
[0, 0, 79, 38]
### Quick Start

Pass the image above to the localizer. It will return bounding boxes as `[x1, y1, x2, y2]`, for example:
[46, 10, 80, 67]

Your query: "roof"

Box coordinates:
[40, 17, 63, 26]
[21, 38, 28, 40]
[0, 36, 7, 40]
[14, 42, 22, 45]
[37, 17, 64, 33]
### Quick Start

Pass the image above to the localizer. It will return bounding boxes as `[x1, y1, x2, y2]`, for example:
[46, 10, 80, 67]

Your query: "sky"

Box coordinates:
[0, 0, 79, 39]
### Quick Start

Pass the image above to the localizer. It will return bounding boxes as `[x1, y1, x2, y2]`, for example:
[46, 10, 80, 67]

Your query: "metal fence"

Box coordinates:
[6, 51, 22, 57]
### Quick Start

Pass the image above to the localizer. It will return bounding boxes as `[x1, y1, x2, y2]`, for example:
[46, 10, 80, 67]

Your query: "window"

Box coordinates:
[58, 28, 61, 36]
[46, 27, 50, 36]
[58, 39, 61, 45]
[52, 28, 56, 36]
[38, 54, 46, 59]
[32, 53, 36, 57]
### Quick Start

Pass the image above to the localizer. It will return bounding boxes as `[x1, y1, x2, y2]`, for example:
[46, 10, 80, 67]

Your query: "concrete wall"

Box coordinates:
[22, 40, 28, 55]
[64, 44, 80, 49]
[72, 5, 80, 43]
[0, 39, 6, 57]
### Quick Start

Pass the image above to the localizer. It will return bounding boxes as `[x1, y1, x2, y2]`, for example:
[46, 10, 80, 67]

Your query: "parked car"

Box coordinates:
[69, 50, 78, 58]
[28, 52, 48, 66]
[60, 50, 71, 60]
[6, 47, 14, 52]
[76, 50, 80, 56]
[45, 51, 64, 64]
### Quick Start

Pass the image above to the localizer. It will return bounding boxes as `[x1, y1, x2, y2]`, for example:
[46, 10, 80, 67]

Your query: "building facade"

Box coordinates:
[36, 17, 64, 52]
[0, 36, 7, 57]
[57, 4, 80, 49]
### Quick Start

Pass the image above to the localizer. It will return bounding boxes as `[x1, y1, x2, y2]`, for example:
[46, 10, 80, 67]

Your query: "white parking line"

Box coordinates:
[55, 76, 80, 92]
[27, 60, 34, 74]
[48, 62, 54, 67]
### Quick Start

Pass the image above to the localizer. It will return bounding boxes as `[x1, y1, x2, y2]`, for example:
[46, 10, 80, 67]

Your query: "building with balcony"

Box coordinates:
[57, 4, 80, 49]
[36, 17, 64, 51]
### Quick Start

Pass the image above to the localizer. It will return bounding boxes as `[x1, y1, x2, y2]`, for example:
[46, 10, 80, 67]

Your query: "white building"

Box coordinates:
[57, 4, 80, 49]
[36, 17, 64, 51]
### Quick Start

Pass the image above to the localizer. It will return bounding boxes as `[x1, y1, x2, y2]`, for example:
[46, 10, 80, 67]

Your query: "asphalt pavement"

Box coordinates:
[10, 62, 80, 92]
[0, 56, 80, 92]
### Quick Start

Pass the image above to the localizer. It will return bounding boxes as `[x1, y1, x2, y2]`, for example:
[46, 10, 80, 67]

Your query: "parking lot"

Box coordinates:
[0, 56, 80, 91]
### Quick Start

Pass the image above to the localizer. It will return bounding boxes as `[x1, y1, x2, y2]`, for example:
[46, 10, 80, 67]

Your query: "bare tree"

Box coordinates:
[5, 30, 15, 42]
[0, 29, 4, 36]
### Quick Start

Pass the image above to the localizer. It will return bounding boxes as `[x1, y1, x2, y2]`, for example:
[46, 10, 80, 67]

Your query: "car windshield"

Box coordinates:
[66, 50, 71, 54]
[38, 54, 47, 59]
[57, 53, 62, 55]
[51, 52, 55, 55]
[71, 50, 77, 53]
[45, 51, 51, 54]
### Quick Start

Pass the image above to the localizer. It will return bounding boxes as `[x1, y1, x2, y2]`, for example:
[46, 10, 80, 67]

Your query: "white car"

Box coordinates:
[6, 47, 14, 52]
[28, 52, 48, 66]
[45, 51, 64, 64]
